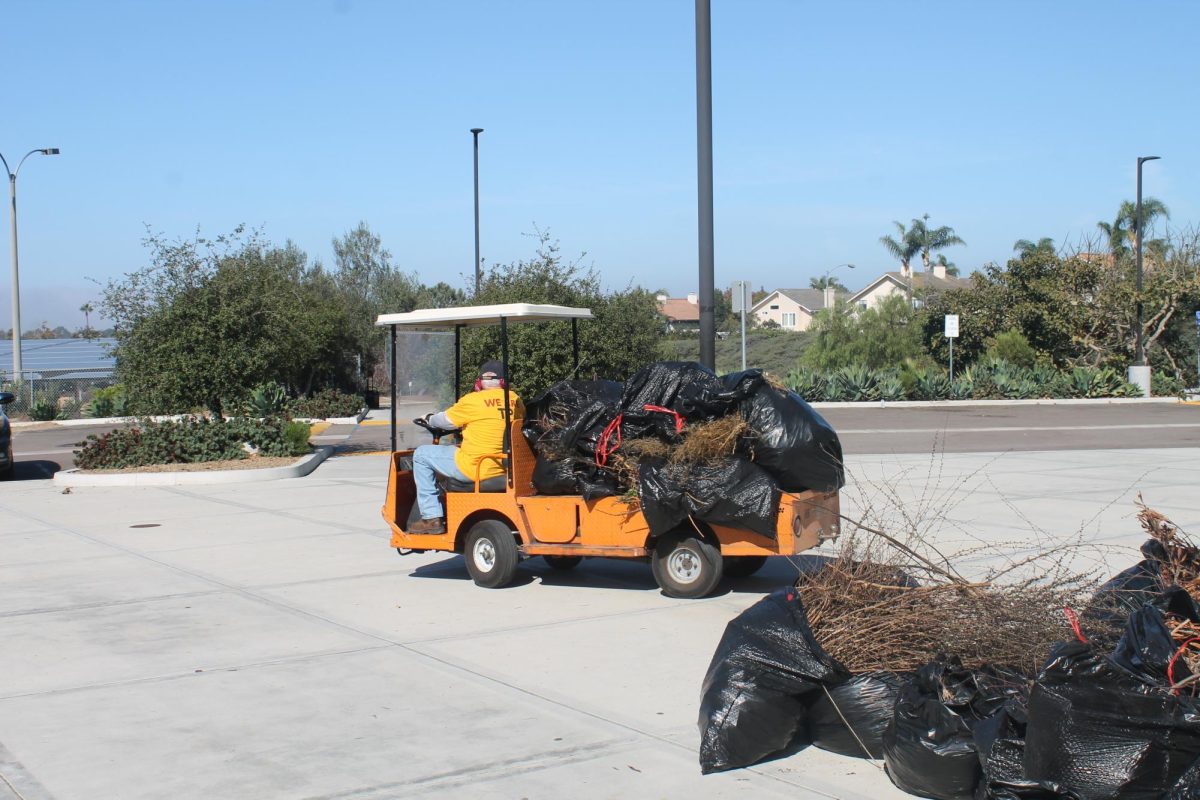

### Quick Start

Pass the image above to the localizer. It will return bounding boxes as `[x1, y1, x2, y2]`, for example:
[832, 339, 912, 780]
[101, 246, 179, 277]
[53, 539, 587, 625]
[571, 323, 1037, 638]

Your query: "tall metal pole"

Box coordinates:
[1134, 156, 1159, 366]
[471, 128, 483, 296]
[739, 283, 747, 371]
[3, 148, 59, 382]
[7, 174, 19, 379]
[695, 0, 715, 370]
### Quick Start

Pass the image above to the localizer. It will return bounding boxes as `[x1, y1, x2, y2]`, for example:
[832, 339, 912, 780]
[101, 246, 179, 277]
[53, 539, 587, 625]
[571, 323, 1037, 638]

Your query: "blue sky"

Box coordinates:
[3, 0, 1198, 329]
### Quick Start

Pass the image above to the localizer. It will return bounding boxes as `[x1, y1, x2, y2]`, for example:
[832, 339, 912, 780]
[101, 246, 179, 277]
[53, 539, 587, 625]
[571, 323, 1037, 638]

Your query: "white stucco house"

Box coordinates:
[849, 264, 970, 310]
[750, 287, 847, 331]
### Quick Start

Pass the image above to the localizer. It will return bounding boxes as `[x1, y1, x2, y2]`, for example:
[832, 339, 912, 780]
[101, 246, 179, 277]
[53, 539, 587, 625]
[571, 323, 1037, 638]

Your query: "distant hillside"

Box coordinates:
[658, 330, 811, 377]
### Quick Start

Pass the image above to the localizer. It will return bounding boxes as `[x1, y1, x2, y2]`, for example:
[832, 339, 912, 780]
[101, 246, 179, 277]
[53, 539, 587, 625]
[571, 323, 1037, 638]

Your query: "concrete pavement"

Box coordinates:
[3, 447, 1199, 799]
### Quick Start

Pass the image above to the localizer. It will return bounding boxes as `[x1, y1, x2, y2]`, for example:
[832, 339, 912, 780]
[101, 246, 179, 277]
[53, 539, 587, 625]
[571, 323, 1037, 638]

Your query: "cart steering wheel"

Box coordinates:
[414, 416, 461, 443]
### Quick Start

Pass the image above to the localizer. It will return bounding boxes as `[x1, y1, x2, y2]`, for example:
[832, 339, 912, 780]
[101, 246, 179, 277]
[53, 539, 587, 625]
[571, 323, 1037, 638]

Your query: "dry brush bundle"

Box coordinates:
[606, 415, 751, 498]
[1138, 498, 1200, 595]
[796, 459, 1120, 675]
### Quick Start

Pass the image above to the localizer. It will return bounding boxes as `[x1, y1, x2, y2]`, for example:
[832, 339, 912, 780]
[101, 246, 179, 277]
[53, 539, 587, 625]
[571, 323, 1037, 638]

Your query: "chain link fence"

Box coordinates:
[1, 369, 118, 421]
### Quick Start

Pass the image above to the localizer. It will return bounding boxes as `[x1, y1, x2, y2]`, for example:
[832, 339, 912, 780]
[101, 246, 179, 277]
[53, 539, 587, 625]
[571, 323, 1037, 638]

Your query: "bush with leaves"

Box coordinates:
[29, 397, 62, 421]
[86, 385, 129, 418]
[245, 382, 288, 418]
[984, 329, 1039, 368]
[289, 388, 364, 420]
[804, 294, 933, 372]
[74, 417, 301, 469]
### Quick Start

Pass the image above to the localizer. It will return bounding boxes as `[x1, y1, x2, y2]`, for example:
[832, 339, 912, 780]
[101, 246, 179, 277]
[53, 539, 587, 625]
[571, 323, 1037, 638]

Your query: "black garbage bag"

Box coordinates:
[698, 588, 849, 774]
[1110, 586, 1199, 686]
[1164, 757, 1200, 799]
[1083, 539, 1168, 631]
[973, 694, 1079, 799]
[730, 376, 844, 493]
[620, 362, 726, 421]
[639, 456, 780, 539]
[806, 671, 907, 759]
[523, 379, 623, 452]
[883, 657, 1024, 800]
[1024, 638, 1200, 799]
[531, 455, 579, 495]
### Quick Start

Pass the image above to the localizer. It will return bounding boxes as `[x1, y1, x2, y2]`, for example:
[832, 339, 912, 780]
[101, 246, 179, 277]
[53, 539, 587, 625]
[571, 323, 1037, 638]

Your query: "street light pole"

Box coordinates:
[821, 263, 854, 311]
[1131, 155, 1160, 396]
[695, 0, 715, 370]
[471, 128, 483, 296]
[1, 147, 60, 381]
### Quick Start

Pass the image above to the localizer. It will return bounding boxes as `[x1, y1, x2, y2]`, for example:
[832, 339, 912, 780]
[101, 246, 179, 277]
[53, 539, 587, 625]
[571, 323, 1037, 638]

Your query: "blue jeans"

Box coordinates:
[413, 444, 470, 520]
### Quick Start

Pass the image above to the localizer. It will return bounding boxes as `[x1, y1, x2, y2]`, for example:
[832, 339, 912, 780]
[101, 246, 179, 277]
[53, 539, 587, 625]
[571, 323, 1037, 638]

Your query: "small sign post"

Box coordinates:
[945, 314, 960, 381]
[731, 281, 750, 370]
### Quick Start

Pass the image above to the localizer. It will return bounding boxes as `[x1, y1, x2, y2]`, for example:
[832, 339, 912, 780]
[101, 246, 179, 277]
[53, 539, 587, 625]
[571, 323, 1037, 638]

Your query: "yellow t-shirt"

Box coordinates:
[445, 388, 523, 480]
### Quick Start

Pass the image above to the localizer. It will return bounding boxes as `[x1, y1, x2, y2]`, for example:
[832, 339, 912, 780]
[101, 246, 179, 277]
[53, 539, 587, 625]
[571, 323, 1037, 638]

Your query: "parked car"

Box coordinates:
[0, 391, 14, 479]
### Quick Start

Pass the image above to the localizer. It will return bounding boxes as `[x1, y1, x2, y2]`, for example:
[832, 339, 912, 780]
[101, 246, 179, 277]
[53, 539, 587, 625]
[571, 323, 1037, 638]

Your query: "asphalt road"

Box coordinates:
[8, 402, 1199, 482]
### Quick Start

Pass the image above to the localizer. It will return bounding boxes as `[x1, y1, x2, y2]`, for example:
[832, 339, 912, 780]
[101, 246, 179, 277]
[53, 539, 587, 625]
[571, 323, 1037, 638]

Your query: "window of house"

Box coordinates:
[781, 312, 796, 328]
[769, 304, 779, 310]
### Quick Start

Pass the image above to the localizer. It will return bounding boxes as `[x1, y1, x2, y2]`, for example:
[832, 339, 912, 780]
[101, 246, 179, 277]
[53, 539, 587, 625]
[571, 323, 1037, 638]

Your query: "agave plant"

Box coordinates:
[786, 368, 826, 402]
[835, 365, 880, 402]
[247, 382, 288, 418]
[1065, 367, 1098, 398]
[1027, 363, 1059, 398]
[86, 396, 114, 418]
[950, 367, 975, 400]
[877, 371, 906, 401]
[911, 368, 951, 400]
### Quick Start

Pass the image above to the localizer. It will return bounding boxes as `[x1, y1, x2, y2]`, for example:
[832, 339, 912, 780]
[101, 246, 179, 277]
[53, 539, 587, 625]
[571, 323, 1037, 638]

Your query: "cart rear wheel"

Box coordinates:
[543, 555, 582, 571]
[723, 555, 768, 578]
[464, 520, 519, 588]
[652, 532, 723, 598]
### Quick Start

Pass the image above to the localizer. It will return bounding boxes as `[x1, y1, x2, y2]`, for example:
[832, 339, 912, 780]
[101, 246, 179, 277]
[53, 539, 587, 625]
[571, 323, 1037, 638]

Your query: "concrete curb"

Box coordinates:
[52, 446, 335, 488]
[810, 397, 1186, 409]
[15, 408, 368, 430]
[292, 407, 368, 425]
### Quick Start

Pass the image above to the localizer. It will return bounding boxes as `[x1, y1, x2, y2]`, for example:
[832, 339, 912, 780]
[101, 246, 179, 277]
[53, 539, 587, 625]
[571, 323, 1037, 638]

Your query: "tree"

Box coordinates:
[809, 276, 848, 290]
[1097, 198, 1169, 260]
[910, 214, 966, 272]
[932, 254, 960, 277]
[459, 230, 662, 399]
[803, 295, 931, 371]
[879, 220, 922, 277]
[1013, 238, 1056, 258]
[80, 302, 94, 331]
[102, 227, 360, 414]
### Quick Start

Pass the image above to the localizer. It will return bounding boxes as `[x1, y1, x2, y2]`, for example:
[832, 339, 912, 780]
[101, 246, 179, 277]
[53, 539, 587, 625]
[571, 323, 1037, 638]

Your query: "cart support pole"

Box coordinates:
[389, 324, 397, 453]
[572, 318, 579, 373]
[454, 324, 462, 401]
[500, 316, 512, 487]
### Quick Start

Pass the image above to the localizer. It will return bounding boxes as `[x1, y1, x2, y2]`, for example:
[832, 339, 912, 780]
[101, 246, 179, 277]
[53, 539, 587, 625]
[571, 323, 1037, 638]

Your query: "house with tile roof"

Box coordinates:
[750, 287, 847, 332]
[656, 293, 701, 333]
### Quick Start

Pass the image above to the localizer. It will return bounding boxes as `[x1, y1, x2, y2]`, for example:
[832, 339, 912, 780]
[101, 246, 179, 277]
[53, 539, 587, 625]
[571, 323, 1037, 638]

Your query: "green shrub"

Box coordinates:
[834, 365, 880, 401]
[75, 417, 300, 469]
[984, 329, 1039, 369]
[1152, 372, 1188, 399]
[29, 398, 60, 421]
[877, 371, 905, 401]
[911, 367, 951, 400]
[785, 367, 826, 402]
[283, 420, 312, 455]
[289, 388, 364, 420]
[86, 386, 129, 418]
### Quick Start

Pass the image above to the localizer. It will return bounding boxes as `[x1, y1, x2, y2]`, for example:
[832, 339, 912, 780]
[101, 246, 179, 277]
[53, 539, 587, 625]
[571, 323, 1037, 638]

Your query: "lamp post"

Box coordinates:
[470, 128, 483, 296]
[821, 263, 854, 310]
[1130, 155, 1160, 396]
[1, 147, 60, 381]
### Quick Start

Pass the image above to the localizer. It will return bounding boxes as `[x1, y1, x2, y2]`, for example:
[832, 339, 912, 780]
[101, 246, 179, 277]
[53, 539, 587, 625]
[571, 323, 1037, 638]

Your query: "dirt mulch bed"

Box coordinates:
[80, 455, 304, 474]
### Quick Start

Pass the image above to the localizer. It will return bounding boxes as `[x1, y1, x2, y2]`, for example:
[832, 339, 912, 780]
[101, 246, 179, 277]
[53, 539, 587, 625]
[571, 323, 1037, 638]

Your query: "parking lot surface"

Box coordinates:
[2, 447, 1199, 799]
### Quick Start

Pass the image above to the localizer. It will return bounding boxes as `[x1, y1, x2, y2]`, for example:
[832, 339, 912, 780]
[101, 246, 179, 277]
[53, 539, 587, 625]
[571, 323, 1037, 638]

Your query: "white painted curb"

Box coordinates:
[53, 446, 334, 488]
[292, 407, 368, 425]
[810, 397, 1185, 409]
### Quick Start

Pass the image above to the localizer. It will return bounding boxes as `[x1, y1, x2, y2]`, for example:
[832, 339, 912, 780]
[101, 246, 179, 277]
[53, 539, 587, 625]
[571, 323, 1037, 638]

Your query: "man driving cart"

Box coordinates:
[408, 360, 522, 534]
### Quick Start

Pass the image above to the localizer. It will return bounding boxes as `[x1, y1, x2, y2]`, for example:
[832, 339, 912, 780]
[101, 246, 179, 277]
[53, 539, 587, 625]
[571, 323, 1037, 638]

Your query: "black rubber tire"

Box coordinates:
[651, 532, 724, 598]
[543, 555, 583, 571]
[464, 519, 520, 588]
[723, 555, 768, 578]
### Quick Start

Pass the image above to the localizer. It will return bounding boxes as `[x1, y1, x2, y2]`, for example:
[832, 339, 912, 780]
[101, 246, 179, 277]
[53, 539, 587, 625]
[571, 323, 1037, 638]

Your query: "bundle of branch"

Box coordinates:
[607, 416, 750, 499]
[797, 516, 1112, 675]
[1137, 499, 1200, 597]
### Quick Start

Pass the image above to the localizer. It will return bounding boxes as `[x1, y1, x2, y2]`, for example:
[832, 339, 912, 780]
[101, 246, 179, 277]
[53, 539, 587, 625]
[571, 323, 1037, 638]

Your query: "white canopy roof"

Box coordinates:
[375, 303, 593, 329]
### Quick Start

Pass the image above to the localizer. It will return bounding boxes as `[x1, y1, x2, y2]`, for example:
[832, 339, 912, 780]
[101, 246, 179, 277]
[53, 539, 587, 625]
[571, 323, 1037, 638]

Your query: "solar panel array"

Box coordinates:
[0, 338, 116, 377]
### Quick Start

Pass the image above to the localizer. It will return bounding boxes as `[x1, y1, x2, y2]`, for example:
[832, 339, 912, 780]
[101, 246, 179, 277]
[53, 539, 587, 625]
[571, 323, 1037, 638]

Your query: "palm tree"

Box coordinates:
[80, 302, 94, 332]
[879, 220, 921, 278]
[1013, 237, 1056, 258]
[1097, 198, 1169, 259]
[932, 253, 960, 277]
[809, 276, 848, 290]
[910, 214, 966, 271]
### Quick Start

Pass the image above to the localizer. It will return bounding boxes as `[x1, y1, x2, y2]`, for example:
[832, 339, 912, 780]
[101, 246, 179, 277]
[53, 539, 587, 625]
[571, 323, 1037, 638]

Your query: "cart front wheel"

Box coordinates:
[464, 520, 519, 588]
[652, 532, 723, 598]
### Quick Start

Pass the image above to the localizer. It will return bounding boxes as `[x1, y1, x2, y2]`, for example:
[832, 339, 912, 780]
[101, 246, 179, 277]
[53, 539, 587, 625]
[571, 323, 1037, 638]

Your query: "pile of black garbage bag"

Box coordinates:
[521, 362, 844, 537]
[698, 544, 1200, 799]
